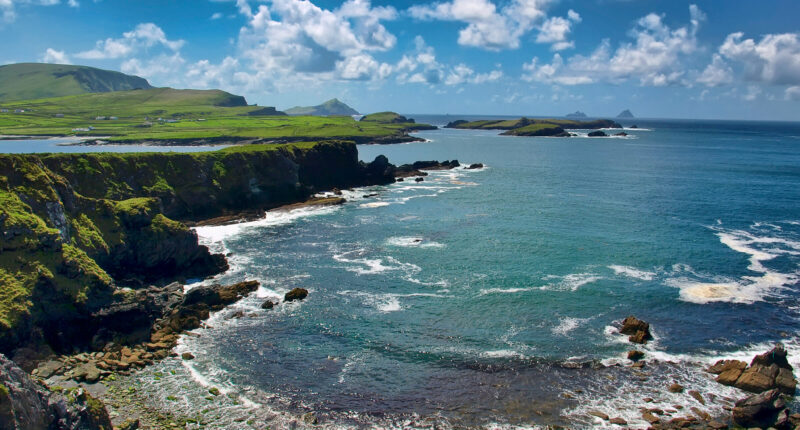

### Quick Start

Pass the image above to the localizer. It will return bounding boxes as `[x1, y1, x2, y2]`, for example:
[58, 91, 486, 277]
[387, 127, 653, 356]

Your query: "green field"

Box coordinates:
[0, 88, 430, 143]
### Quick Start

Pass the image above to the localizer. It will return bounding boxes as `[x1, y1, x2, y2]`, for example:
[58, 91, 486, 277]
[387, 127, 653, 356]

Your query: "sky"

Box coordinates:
[1, 0, 799, 120]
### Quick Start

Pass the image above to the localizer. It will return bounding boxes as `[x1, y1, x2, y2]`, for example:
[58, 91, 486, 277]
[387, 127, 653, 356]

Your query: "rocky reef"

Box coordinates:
[445, 117, 621, 138]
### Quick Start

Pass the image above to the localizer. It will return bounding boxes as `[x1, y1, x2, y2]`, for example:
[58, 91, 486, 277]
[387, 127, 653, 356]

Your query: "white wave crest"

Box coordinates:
[608, 265, 657, 281]
[385, 236, 445, 248]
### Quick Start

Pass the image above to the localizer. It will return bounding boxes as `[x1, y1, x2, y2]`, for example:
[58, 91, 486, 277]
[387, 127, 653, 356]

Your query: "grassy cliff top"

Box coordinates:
[0, 90, 429, 143]
[284, 98, 359, 116]
[0, 63, 152, 102]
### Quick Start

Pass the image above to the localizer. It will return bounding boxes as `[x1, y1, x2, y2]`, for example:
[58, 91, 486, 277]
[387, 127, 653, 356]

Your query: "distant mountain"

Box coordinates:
[284, 98, 359, 116]
[565, 111, 588, 118]
[0, 63, 153, 102]
[617, 109, 635, 118]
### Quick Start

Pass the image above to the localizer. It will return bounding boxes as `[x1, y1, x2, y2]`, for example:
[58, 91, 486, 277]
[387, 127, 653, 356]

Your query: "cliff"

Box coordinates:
[0, 141, 395, 355]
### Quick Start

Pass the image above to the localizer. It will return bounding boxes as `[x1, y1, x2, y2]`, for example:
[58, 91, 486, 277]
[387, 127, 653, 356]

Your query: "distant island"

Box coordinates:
[445, 117, 622, 137]
[0, 63, 152, 102]
[285, 98, 359, 116]
[617, 109, 635, 118]
[565, 111, 588, 118]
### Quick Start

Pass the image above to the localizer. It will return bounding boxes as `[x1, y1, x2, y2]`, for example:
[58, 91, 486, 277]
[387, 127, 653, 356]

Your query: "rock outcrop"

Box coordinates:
[619, 316, 652, 344]
[708, 344, 797, 394]
[394, 160, 460, 178]
[0, 353, 112, 430]
[284, 288, 309, 302]
[588, 131, 607, 137]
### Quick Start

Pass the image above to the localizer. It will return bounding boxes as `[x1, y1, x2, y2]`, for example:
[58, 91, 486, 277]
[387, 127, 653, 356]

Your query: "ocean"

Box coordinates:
[123, 117, 800, 427]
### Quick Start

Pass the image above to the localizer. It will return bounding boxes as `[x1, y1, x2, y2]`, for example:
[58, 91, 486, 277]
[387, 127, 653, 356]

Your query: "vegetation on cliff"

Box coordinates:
[0, 63, 152, 102]
[0, 140, 393, 355]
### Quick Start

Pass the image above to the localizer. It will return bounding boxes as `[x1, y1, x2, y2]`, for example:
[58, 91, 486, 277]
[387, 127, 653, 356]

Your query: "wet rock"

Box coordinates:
[614, 132, 628, 136]
[688, 390, 705, 405]
[732, 388, 784, 428]
[396, 178, 404, 182]
[628, 350, 645, 361]
[332, 188, 343, 195]
[284, 288, 309, 302]
[669, 383, 684, 393]
[467, 163, 484, 169]
[118, 418, 140, 430]
[208, 387, 220, 396]
[32, 359, 64, 379]
[588, 130, 607, 137]
[720, 344, 798, 394]
[642, 411, 660, 424]
[261, 300, 275, 310]
[690, 406, 710, 420]
[707, 420, 727, 429]
[415, 177, 424, 182]
[181, 352, 195, 360]
[302, 412, 318, 425]
[620, 316, 652, 344]
[588, 410, 609, 420]
[73, 362, 101, 383]
[609, 417, 627, 425]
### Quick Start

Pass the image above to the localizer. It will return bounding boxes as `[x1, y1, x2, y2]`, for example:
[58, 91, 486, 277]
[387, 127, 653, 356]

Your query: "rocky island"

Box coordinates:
[445, 117, 622, 137]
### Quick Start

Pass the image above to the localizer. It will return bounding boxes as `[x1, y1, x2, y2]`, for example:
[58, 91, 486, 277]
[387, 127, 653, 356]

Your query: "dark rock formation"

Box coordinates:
[614, 132, 628, 136]
[620, 316, 652, 344]
[732, 388, 786, 428]
[628, 350, 645, 361]
[467, 163, 484, 169]
[0, 353, 112, 430]
[415, 177, 424, 182]
[588, 131, 607, 137]
[709, 344, 797, 394]
[617, 109, 635, 119]
[285, 288, 309, 302]
[261, 300, 275, 310]
[394, 160, 460, 178]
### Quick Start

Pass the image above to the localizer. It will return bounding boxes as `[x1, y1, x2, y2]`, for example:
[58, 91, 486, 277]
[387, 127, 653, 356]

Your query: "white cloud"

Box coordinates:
[523, 5, 703, 86]
[211, 12, 223, 20]
[536, 10, 580, 51]
[237, 0, 396, 81]
[408, 0, 551, 50]
[785, 86, 800, 101]
[76, 23, 185, 59]
[41, 48, 70, 64]
[397, 36, 502, 86]
[743, 85, 761, 101]
[120, 53, 186, 85]
[697, 53, 733, 87]
[1, 0, 73, 23]
[718, 32, 800, 85]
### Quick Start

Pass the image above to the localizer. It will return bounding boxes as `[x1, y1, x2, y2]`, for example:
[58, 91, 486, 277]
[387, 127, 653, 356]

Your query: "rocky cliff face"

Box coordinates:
[0, 353, 113, 430]
[0, 141, 394, 355]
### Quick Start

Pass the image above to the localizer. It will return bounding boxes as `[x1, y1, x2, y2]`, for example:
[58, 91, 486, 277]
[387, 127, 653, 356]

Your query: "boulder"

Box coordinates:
[716, 345, 798, 395]
[609, 417, 627, 425]
[72, 362, 101, 383]
[620, 316, 652, 344]
[467, 163, 484, 169]
[732, 388, 785, 428]
[415, 177, 424, 182]
[628, 350, 645, 361]
[588, 410, 609, 420]
[614, 132, 628, 136]
[285, 288, 309, 302]
[669, 383, 684, 393]
[332, 188, 342, 195]
[588, 131, 607, 137]
[261, 300, 275, 310]
[181, 352, 195, 360]
[708, 359, 746, 374]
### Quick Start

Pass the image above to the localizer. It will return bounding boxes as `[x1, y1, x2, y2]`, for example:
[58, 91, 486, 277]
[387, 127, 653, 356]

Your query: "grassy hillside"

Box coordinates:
[0, 63, 152, 102]
[285, 98, 359, 116]
[0, 90, 430, 144]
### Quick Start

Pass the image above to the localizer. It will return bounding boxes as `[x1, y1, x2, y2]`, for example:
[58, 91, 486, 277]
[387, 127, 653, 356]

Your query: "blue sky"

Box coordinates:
[1, 0, 799, 120]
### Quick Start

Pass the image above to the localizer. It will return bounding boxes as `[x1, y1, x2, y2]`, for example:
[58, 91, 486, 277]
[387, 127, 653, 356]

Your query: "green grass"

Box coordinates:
[0, 89, 425, 142]
[0, 63, 152, 102]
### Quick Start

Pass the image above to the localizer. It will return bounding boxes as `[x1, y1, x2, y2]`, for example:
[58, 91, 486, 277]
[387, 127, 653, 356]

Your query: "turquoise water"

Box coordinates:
[151, 119, 799, 427]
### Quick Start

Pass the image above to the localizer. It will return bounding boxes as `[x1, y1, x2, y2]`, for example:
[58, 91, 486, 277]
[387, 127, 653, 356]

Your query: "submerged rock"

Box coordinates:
[415, 177, 424, 182]
[285, 288, 309, 302]
[261, 300, 275, 310]
[467, 163, 484, 169]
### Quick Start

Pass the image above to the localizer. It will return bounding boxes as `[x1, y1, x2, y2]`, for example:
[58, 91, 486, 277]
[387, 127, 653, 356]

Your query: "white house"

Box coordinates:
[54, 113, 64, 118]
[95, 116, 106, 120]
[0, 109, 8, 113]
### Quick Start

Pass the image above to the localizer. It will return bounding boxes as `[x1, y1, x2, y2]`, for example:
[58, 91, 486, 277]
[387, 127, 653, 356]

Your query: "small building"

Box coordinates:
[72, 127, 90, 132]
[165, 119, 179, 123]
[109, 116, 118, 120]
[0, 109, 8, 113]
[95, 116, 106, 120]
[14, 109, 24, 113]
[54, 113, 64, 118]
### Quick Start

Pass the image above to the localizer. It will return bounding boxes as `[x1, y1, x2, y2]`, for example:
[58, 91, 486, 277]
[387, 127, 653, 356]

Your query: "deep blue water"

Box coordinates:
[98, 118, 800, 427]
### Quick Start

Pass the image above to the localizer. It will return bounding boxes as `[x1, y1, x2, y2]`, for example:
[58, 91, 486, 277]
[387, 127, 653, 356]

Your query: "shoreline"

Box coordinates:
[80, 176, 800, 429]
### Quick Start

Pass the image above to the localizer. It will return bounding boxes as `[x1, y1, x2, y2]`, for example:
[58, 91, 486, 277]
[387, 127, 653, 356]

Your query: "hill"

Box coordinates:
[285, 98, 359, 116]
[565, 111, 588, 118]
[617, 109, 635, 118]
[0, 63, 152, 102]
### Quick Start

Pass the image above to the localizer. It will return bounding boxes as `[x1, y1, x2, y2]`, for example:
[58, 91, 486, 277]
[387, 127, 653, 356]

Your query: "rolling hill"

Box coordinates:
[0, 63, 153, 102]
[285, 98, 359, 116]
